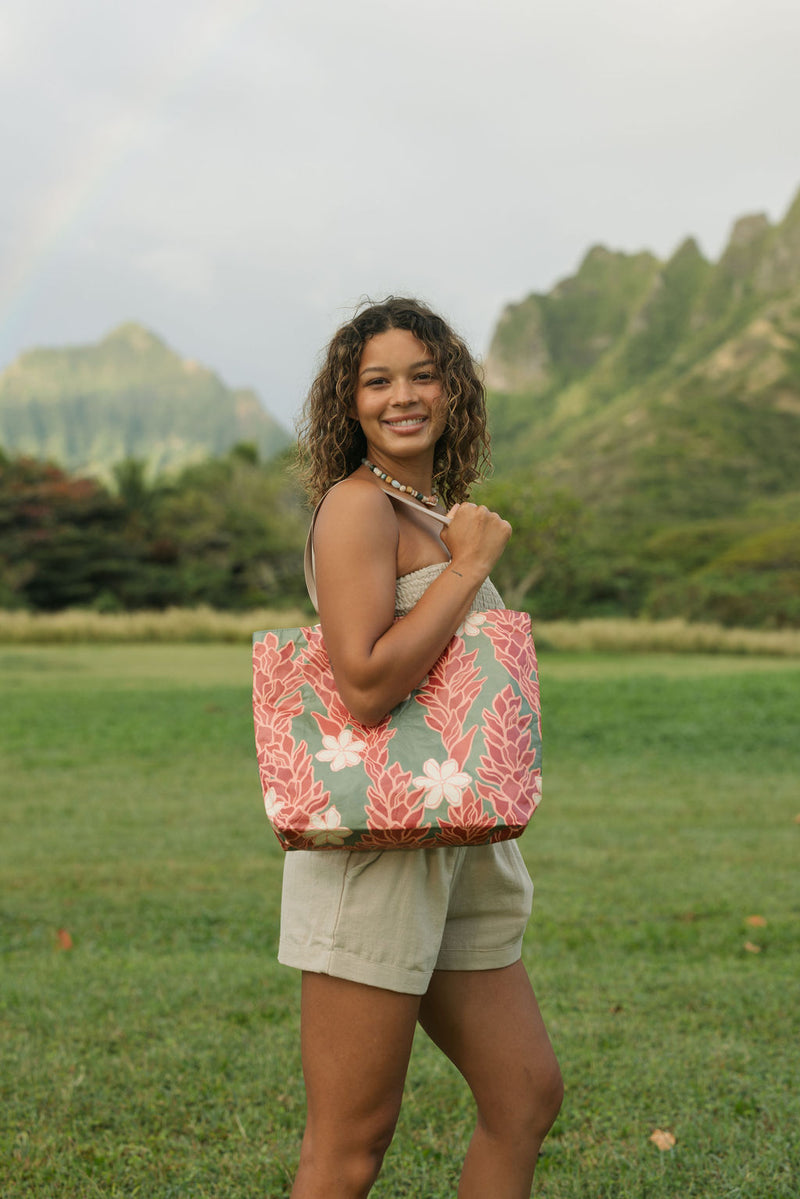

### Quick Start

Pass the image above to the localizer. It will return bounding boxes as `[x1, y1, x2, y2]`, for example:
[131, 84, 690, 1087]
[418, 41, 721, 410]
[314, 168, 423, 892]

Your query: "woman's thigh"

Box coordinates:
[299, 972, 421, 1140]
[418, 961, 562, 1131]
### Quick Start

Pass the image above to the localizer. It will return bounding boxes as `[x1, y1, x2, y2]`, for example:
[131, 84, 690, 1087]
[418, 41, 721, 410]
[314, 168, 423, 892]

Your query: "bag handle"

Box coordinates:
[304, 487, 451, 611]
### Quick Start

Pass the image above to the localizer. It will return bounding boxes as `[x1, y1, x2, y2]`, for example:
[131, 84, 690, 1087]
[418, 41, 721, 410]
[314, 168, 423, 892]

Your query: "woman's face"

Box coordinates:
[352, 328, 447, 467]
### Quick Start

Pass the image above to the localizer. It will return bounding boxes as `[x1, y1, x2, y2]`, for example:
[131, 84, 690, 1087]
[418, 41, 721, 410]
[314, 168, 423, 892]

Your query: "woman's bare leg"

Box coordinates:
[291, 973, 421, 1199]
[419, 960, 563, 1198]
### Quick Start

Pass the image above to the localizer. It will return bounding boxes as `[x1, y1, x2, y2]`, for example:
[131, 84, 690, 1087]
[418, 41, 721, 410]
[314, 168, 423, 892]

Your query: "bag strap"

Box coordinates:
[304, 486, 451, 612]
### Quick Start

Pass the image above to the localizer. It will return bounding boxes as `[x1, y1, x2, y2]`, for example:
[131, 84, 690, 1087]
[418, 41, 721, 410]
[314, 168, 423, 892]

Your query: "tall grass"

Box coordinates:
[1, 606, 799, 654]
[0, 604, 307, 643]
[532, 615, 800, 656]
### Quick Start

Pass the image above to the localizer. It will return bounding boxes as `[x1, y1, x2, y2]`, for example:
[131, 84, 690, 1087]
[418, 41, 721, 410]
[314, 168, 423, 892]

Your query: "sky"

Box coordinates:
[1, 0, 799, 427]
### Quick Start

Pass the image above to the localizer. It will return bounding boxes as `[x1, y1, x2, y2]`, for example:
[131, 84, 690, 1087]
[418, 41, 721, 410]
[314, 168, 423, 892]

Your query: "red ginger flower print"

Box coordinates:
[356, 826, 433, 851]
[253, 634, 304, 711]
[415, 637, 485, 761]
[476, 685, 541, 823]
[437, 787, 499, 845]
[253, 608, 542, 851]
[364, 761, 429, 834]
[298, 626, 353, 727]
[483, 613, 541, 718]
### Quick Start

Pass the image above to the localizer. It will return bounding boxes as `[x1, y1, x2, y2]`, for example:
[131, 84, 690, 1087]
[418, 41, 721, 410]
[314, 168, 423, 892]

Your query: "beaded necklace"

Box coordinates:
[361, 458, 438, 508]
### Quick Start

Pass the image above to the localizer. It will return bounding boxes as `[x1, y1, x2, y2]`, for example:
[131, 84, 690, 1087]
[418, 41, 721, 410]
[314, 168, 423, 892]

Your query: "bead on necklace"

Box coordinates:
[361, 458, 438, 507]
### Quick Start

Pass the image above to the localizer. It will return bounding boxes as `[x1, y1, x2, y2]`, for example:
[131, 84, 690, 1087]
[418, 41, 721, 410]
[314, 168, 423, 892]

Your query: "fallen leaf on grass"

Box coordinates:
[649, 1129, 676, 1151]
[743, 941, 762, 954]
[746, 915, 767, 927]
[56, 928, 73, 950]
[794, 814, 800, 824]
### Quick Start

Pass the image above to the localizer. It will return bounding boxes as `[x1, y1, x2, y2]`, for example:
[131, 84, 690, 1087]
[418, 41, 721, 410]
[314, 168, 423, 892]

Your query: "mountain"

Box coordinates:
[485, 187, 800, 527]
[0, 323, 290, 477]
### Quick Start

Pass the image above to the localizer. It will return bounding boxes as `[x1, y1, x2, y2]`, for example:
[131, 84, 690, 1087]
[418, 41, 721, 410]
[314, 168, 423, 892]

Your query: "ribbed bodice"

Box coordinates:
[395, 562, 504, 617]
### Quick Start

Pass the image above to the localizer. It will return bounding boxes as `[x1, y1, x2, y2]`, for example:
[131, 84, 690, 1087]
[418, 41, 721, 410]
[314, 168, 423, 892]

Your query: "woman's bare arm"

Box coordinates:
[313, 479, 511, 724]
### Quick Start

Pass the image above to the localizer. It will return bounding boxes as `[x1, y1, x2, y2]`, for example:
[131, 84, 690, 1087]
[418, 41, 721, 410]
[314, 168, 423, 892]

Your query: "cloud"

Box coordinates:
[137, 245, 215, 298]
[1, 0, 799, 423]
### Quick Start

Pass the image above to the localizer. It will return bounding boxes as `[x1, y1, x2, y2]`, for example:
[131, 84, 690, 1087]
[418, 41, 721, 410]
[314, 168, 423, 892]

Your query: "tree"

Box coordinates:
[0, 455, 140, 609]
[476, 478, 586, 614]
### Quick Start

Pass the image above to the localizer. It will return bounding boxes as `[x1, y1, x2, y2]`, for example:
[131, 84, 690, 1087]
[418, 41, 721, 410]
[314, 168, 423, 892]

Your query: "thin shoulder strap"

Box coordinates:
[303, 486, 450, 612]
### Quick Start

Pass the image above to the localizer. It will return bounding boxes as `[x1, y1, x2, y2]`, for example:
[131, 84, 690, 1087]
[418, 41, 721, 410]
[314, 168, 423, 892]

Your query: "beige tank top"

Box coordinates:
[395, 561, 504, 617]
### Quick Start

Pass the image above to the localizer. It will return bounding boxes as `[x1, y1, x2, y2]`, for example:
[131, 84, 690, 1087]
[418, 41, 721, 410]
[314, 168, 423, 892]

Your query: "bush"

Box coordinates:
[645, 524, 800, 627]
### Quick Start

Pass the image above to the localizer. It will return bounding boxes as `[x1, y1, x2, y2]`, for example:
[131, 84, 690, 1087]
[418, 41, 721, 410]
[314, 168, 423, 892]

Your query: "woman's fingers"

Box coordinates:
[441, 501, 512, 575]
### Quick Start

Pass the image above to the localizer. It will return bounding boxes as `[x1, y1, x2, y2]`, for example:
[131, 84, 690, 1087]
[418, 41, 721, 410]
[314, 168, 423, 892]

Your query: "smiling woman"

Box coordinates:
[271, 296, 562, 1198]
[297, 297, 489, 512]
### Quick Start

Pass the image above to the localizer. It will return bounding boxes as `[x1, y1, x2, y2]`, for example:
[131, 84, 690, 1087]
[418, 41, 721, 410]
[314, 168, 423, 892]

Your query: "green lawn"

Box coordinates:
[1, 646, 798, 1197]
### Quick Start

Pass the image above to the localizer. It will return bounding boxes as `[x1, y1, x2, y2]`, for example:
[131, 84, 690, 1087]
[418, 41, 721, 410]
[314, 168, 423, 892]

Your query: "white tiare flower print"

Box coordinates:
[412, 758, 473, 809]
[264, 787, 284, 820]
[303, 807, 351, 847]
[456, 612, 487, 637]
[315, 728, 367, 771]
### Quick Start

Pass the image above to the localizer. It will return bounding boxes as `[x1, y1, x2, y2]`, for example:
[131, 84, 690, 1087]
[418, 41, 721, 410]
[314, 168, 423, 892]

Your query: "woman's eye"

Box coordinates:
[416, 372, 435, 382]
[366, 377, 388, 386]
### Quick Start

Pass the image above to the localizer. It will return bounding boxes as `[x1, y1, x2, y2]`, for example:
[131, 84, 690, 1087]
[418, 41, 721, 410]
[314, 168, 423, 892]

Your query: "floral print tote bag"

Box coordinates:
[252, 606, 542, 851]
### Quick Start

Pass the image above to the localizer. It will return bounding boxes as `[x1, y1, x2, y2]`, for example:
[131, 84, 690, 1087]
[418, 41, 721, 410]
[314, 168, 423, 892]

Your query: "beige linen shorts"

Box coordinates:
[278, 839, 533, 995]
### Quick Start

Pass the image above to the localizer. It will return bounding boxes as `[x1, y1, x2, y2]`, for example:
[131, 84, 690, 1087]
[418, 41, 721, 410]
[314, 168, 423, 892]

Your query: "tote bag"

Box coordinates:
[252, 492, 542, 851]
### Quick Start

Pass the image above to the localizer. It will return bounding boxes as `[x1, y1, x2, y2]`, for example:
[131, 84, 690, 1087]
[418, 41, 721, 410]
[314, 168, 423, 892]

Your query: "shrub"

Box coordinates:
[645, 524, 800, 627]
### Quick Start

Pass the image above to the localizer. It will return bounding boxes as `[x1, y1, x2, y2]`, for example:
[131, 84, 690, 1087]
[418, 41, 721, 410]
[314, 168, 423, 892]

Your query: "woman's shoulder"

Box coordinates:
[313, 475, 398, 543]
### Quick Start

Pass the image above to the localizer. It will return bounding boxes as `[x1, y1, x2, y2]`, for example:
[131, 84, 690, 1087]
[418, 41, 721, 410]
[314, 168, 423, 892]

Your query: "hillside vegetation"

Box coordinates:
[483, 186, 800, 626]
[1, 189, 798, 626]
[0, 323, 289, 477]
[486, 191, 800, 518]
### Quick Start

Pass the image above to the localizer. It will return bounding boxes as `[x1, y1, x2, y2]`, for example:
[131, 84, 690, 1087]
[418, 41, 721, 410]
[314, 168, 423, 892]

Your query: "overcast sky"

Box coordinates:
[1, 0, 799, 426]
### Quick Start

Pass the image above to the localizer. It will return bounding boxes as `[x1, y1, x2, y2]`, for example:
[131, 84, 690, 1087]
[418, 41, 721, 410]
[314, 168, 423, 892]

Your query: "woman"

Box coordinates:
[282, 297, 562, 1198]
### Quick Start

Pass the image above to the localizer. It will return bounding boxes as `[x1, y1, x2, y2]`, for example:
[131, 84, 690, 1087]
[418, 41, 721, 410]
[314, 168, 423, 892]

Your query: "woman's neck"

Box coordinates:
[362, 452, 435, 497]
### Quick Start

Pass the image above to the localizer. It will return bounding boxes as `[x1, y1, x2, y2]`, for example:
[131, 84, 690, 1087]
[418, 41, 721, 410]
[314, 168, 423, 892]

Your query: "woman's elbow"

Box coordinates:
[336, 678, 391, 726]
[343, 693, 390, 727]
[333, 658, 402, 726]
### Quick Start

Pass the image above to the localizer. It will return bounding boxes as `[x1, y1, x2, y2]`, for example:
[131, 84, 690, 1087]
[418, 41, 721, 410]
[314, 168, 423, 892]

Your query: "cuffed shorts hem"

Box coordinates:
[278, 942, 433, 995]
[433, 940, 524, 974]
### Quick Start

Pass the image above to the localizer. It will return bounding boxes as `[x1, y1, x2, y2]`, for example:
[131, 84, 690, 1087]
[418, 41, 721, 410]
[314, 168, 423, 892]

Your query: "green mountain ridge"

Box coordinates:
[0, 323, 290, 477]
[485, 186, 800, 526]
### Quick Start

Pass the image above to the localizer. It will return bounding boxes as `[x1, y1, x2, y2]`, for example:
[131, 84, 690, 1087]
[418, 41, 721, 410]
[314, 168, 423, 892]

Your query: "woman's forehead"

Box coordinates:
[359, 328, 430, 366]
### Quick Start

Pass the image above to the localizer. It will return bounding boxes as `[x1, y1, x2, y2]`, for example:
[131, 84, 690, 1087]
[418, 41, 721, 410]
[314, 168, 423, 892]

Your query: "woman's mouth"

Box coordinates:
[382, 416, 428, 430]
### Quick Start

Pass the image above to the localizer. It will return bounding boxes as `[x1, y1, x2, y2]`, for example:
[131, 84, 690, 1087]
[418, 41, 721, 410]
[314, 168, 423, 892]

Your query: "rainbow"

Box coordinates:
[0, 0, 265, 353]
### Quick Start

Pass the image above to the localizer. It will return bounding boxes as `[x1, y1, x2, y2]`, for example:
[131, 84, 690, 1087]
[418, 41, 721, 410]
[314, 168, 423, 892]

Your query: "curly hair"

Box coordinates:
[296, 296, 490, 508]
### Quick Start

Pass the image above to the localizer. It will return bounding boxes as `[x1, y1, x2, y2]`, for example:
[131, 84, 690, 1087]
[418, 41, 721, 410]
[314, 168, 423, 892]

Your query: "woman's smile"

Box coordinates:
[381, 413, 430, 432]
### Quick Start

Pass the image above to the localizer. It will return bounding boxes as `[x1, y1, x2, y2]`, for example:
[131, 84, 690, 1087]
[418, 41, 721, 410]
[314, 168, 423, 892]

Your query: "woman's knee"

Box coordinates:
[540, 1057, 564, 1131]
[482, 1056, 563, 1143]
[525, 1055, 563, 1127]
[301, 1104, 399, 1193]
[357, 1111, 397, 1176]
[525, 1056, 564, 1138]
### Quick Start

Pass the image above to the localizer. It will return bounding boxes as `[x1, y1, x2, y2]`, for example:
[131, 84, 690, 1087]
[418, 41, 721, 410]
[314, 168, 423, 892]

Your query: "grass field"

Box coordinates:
[1, 644, 798, 1197]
